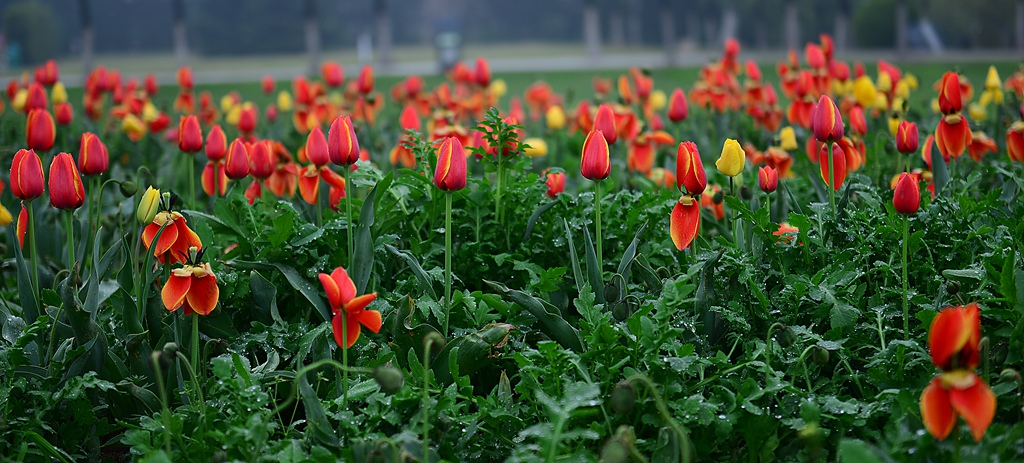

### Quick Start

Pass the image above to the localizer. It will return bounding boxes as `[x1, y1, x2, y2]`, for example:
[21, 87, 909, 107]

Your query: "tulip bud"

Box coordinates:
[48, 152, 86, 210]
[178, 115, 203, 153]
[937, 71, 962, 115]
[848, 105, 867, 136]
[26, 108, 56, 152]
[776, 324, 796, 348]
[474, 57, 491, 87]
[1008, 121, 1024, 163]
[25, 82, 47, 112]
[321, 62, 344, 88]
[811, 95, 844, 143]
[600, 440, 629, 463]
[137, 187, 161, 224]
[610, 381, 636, 415]
[51, 81, 68, 104]
[758, 166, 778, 193]
[305, 125, 330, 167]
[372, 366, 404, 394]
[225, 138, 250, 179]
[896, 121, 919, 154]
[55, 102, 73, 126]
[434, 136, 467, 191]
[277, 91, 293, 112]
[202, 161, 228, 197]
[892, 172, 921, 215]
[545, 171, 565, 198]
[819, 142, 847, 191]
[248, 140, 274, 180]
[946, 280, 961, 295]
[739, 185, 753, 200]
[10, 148, 46, 201]
[667, 88, 688, 122]
[580, 130, 611, 180]
[811, 346, 829, 365]
[357, 65, 375, 94]
[594, 104, 617, 145]
[119, 181, 138, 197]
[77, 132, 109, 176]
[328, 116, 360, 165]
[205, 125, 227, 162]
[715, 139, 745, 177]
[676, 141, 706, 195]
[261, 75, 275, 94]
[545, 106, 566, 130]
[424, 331, 446, 356]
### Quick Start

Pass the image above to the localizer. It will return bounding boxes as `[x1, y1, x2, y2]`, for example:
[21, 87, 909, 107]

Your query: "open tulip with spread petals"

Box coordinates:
[142, 197, 203, 265]
[162, 248, 219, 316]
[319, 266, 381, 349]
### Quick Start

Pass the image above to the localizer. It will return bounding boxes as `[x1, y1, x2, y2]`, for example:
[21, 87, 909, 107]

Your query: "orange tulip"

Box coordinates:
[48, 153, 85, 210]
[162, 249, 219, 316]
[201, 161, 228, 197]
[675, 141, 706, 195]
[10, 148, 45, 201]
[580, 130, 610, 180]
[142, 209, 203, 265]
[78, 132, 109, 176]
[594, 104, 617, 145]
[178, 115, 203, 153]
[328, 185, 346, 211]
[434, 136, 467, 191]
[26, 108, 55, 152]
[321, 62, 344, 88]
[773, 222, 799, 245]
[318, 266, 381, 349]
[670, 195, 700, 251]
[545, 171, 565, 198]
[920, 303, 995, 442]
[967, 132, 997, 162]
[892, 172, 920, 215]
[819, 142, 847, 191]
[176, 66, 194, 90]
[328, 115, 360, 166]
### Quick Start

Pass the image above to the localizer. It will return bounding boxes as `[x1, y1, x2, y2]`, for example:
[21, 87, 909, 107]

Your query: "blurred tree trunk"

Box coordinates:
[660, 0, 676, 65]
[720, 0, 737, 46]
[1017, 0, 1024, 52]
[896, 0, 908, 58]
[835, 0, 850, 51]
[784, 0, 799, 50]
[374, 0, 392, 69]
[172, 0, 187, 67]
[584, 0, 602, 62]
[79, 0, 93, 76]
[305, 0, 321, 77]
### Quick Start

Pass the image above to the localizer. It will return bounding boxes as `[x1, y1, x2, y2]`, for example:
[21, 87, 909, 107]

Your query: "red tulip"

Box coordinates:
[670, 195, 700, 250]
[848, 105, 867, 136]
[225, 138, 250, 179]
[328, 185, 346, 211]
[48, 152, 86, 210]
[896, 121, 919, 154]
[328, 116, 360, 166]
[818, 142, 847, 191]
[811, 95, 843, 143]
[10, 149, 45, 200]
[1008, 121, 1024, 163]
[178, 115, 203, 153]
[667, 88, 688, 122]
[265, 104, 278, 122]
[162, 256, 219, 316]
[306, 125, 330, 167]
[261, 75, 275, 94]
[238, 105, 258, 134]
[937, 71, 963, 115]
[26, 108, 55, 152]
[580, 130, 610, 180]
[594, 104, 617, 145]
[321, 62, 344, 88]
[474, 57, 491, 87]
[399, 105, 421, 132]
[892, 172, 920, 215]
[25, 82, 47, 112]
[77, 132, 109, 176]
[142, 210, 203, 264]
[145, 73, 159, 96]
[319, 267, 381, 349]
[357, 66, 374, 94]
[675, 141, 706, 195]
[935, 114, 972, 159]
[920, 303, 995, 442]
[758, 166, 778, 193]
[176, 66, 194, 90]
[55, 102, 73, 126]
[248, 140, 274, 180]
[202, 161, 228, 197]
[545, 171, 565, 198]
[434, 136, 467, 191]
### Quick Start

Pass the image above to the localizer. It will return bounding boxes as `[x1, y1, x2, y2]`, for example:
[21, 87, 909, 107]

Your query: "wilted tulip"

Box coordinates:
[670, 195, 700, 250]
[162, 250, 219, 316]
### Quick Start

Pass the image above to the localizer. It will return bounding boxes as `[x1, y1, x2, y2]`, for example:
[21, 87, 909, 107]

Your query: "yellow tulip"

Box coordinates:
[489, 79, 507, 98]
[523, 137, 548, 157]
[136, 187, 161, 224]
[903, 73, 919, 90]
[277, 91, 293, 112]
[985, 66, 1001, 91]
[12, 89, 27, 112]
[225, 105, 241, 125]
[219, 94, 237, 113]
[968, 102, 987, 121]
[779, 127, 797, 151]
[0, 203, 12, 227]
[648, 89, 667, 111]
[888, 114, 901, 138]
[142, 101, 159, 123]
[716, 139, 745, 177]
[895, 79, 910, 100]
[876, 72, 892, 93]
[546, 106, 566, 130]
[930, 98, 940, 114]
[852, 76, 876, 108]
[51, 82, 68, 105]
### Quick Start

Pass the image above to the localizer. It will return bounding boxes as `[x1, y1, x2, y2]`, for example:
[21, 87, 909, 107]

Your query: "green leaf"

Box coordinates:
[384, 244, 438, 301]
[249, 270, 283, 325]
[483, 280, 583, 351]
[352, 181, 380, 295]
[8, 226, 38, 323]
[431, 323, 514, 384]
[931, 147, 950, 196]
[837, 439, 886, 463]
[233, 260, 331, 323]
[616, 221, 648, 282]
[562, 219, 585, 298]
[298, 370, 339, 447]
[523, 198, 561, 242]
[582, 221, 604, 304]
[1001, 252, 1019, 310]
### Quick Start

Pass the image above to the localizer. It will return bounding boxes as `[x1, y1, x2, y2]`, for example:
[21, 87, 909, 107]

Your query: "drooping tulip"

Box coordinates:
[675, 141, 706, 195]
[892, 172, 921, 215]
[26, 108, 55, 152]
[318, 266, 381, 349]
[162, 248, 219, 316]
[935, 114, 972, 159]
[77, 132, 109, 176]
[937, 71, 963, 115]
[328, 116, 360, 166]
[434, 136, 467, 191]
[580, 130, 610, 180]
[10, 149, 45, 201]
[715, 139, 745, 177]
[48, 152, 86, 210]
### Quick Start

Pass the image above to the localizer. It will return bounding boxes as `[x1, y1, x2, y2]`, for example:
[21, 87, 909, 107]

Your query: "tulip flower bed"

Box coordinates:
[2, 40, 1024, 462]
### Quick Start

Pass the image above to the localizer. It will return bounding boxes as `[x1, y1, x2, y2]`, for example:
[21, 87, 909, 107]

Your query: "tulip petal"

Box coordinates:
[318, 273, 343, 310]
[950, 375, 996, 442]
[331, 312, 361, 349]
[186, 273, 219, 316]
[670, 198, 700, 251]
[920, 377, 956, 441]
[347, 293, 377, 314]
[331, 267, 357, 305]
[143, 221, 180, 258]
[928, 307, 972, 370]
[357, 308, 383, 334]
[298, 167, 320, 205]
[320, 167, 346, 190]
[162, 274, 192, 312]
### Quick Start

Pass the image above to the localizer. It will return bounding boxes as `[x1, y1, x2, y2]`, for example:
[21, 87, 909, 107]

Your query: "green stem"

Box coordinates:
[188, 154, 195, 209]
[65, 211, 76, 272]
[765, 191, 772, 223]
[902, 215, 910, 340]
[764, 323, 784, 385]
[344, 168, 354, 270]
[546, 415, 566, 463]
[595, 179, 603, 274]
[191, 313, 200, 382]
[175, 351, 206, 413]
[796, 345, 816, 394]
[827, 142, 836, 216]
[495, 155, 504, 223]
[150, 351, 172, 454]
[27, 201, 40, 310]
[443, 192, 453, 337]
[422, 337, 435, 462]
